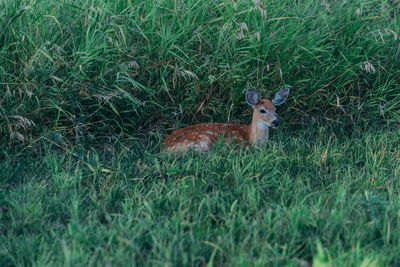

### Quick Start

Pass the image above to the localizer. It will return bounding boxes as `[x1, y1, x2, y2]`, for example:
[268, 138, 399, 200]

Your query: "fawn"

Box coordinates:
[163, 88, 290, 153]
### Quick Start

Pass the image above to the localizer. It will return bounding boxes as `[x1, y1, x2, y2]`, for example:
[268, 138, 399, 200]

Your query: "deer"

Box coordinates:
[163, 88, 290, 153]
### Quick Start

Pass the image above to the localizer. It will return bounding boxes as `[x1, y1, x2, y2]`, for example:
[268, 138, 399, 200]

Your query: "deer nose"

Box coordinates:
[272, 120, 280, 128]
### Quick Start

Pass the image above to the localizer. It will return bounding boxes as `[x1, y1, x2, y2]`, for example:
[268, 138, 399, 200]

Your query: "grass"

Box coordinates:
[1, 124, 400, 266]
[1, 0, 400, 266]
[1, 0, 399, 143]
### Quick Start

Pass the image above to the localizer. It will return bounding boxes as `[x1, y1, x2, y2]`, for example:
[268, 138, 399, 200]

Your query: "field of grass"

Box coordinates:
[1, 0, 400, 266]
[1, 125, 400, 266]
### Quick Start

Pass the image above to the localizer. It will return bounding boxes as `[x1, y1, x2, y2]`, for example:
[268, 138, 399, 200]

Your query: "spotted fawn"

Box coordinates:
[163, 88, 290, 153]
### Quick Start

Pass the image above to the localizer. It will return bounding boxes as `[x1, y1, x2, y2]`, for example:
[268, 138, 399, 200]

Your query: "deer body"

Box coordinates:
[163, 88, 290, 153]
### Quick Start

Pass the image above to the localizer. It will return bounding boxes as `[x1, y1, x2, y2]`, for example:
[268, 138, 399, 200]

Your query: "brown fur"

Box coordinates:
[163, 98, 281, 153]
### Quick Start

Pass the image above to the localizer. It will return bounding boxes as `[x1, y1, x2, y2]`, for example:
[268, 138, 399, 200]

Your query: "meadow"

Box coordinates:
[1, 0, 400, 266]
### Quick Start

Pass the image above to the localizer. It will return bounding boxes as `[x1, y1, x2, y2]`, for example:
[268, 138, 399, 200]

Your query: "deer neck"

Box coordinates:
[248, 112, 269, 146]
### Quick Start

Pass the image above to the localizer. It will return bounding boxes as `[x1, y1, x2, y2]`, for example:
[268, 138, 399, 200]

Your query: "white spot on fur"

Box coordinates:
[199, 141, 209, 149]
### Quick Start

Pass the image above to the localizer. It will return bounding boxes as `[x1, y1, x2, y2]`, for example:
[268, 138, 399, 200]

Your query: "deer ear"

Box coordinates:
[245, 88, 259, 107]
[272, 88, 290, 106]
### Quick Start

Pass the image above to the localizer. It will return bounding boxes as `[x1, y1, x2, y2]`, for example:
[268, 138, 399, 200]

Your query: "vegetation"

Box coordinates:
[1, 0, 399, 266]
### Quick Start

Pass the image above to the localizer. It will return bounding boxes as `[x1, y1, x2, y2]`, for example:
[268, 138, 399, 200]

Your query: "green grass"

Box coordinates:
[1, 0, 400, 266]
[1, 124, 400, 266]
[1, 0, 399, 142]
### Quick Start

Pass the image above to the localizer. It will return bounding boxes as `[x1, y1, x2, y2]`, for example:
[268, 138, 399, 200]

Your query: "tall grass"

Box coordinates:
[1, 0, 400, 266]
[0, 0, 399, 145]
[1, 124, 400, 266]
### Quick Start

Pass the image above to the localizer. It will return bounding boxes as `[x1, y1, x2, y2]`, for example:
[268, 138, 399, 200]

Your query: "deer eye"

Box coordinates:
[260, 109, 267, 114]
